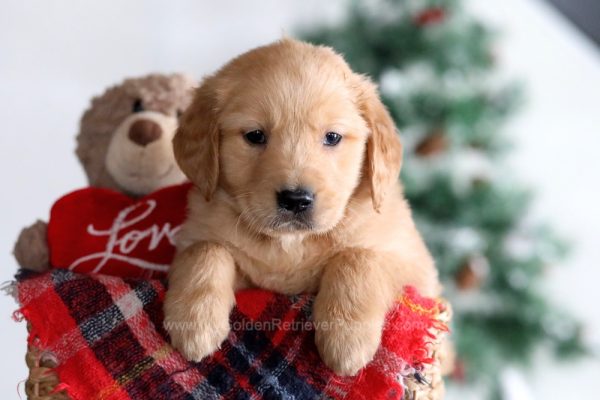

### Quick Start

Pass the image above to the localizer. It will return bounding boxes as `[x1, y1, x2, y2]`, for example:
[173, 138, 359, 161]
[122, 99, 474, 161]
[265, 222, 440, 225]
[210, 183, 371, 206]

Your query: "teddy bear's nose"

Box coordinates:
[128, 119, 162, 146]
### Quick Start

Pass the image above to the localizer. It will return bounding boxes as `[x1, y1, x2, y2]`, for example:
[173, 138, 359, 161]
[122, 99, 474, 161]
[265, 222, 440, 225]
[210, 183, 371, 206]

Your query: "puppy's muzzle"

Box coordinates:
[277, 188, 314, 214]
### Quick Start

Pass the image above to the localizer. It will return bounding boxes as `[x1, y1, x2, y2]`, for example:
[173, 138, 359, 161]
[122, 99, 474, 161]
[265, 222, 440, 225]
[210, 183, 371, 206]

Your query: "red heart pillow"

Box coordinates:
[47, 183, 192, 278]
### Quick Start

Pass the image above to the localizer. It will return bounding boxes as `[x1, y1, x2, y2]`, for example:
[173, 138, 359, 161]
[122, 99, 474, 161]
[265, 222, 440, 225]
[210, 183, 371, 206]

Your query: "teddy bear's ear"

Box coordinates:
[173, 77, 220, 201]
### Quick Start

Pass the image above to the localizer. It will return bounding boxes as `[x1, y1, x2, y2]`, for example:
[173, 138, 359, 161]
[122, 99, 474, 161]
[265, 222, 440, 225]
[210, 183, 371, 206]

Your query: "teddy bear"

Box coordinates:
[13, 73, 195, 272]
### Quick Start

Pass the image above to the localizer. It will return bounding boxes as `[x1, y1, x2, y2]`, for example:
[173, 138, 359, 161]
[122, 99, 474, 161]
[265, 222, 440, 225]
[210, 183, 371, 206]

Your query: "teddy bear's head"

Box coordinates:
[76, 73, 195, 196]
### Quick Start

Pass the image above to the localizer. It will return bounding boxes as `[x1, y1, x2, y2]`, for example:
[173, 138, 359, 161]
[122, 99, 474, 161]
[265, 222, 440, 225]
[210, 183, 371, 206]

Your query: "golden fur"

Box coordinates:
[164, 39, 439, 376]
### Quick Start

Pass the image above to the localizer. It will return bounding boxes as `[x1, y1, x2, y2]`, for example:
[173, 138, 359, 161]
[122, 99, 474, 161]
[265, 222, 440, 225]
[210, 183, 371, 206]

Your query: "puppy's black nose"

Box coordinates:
[277, 189, 314, 214]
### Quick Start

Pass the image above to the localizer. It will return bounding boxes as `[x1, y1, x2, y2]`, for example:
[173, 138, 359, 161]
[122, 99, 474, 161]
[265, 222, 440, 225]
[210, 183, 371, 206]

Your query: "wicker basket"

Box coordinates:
[25, 335, 69, 400]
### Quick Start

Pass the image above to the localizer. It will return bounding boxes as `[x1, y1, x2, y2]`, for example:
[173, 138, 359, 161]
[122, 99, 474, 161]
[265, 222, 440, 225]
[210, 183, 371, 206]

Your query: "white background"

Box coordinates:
[0, 0, 598, 398]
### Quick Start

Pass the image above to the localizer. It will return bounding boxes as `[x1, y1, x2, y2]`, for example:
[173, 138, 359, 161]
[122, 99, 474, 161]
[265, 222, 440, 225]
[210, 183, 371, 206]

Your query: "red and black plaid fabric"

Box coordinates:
[15, 269, 446, 400]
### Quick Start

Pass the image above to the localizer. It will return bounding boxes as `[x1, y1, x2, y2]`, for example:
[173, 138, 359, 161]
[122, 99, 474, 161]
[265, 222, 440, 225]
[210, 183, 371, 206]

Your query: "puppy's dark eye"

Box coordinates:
[132, 99, 144, 113]
[323, 132, 342, 146]
[176, 109, 183, 118]
[244, 130, 267, 145]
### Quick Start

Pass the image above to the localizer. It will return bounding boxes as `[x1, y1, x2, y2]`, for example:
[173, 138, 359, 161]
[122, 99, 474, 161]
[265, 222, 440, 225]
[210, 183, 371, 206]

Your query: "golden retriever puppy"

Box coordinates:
[164, 39, 439, 376]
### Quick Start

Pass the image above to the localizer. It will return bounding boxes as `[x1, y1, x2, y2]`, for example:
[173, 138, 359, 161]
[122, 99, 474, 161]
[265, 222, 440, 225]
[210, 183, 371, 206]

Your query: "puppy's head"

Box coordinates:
[175, 39, 402, 236]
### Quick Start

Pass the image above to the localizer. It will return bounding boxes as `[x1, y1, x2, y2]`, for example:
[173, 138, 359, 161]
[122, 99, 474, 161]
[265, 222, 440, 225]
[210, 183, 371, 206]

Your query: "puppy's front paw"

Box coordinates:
[164, 294, 232, 362]
[314, 315, 384, 376]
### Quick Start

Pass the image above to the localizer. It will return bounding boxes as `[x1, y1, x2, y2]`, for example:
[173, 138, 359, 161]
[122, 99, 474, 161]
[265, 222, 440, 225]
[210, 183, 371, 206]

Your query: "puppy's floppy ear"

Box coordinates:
[173, 77, 220, 201]
[355, 76, 403, 212]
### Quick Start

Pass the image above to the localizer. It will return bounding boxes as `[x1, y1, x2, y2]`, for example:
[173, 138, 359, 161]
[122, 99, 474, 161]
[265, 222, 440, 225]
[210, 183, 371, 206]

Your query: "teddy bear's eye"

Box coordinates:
[132, 99, 144, 113]
[176, 109, 183, 118]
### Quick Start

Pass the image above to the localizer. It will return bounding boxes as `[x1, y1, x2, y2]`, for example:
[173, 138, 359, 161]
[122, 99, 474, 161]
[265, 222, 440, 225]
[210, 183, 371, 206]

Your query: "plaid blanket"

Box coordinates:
[15, 269, 447, 400]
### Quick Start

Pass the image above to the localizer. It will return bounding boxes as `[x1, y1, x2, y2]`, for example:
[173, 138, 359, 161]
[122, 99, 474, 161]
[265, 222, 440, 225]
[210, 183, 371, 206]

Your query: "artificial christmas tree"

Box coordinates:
[302, 0, 586, 397]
